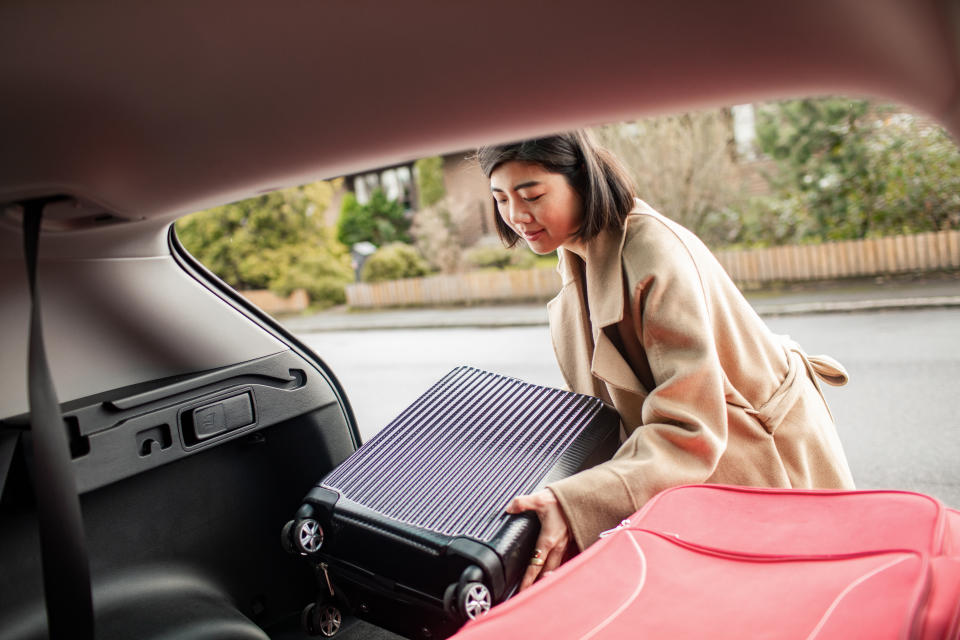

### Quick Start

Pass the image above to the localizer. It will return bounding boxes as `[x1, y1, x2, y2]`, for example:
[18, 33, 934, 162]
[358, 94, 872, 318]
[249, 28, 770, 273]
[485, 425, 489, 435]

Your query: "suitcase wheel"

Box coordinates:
[280, 519, 297, 555]
[302, 602, 342, 637]
[458, 581, 492, 621]
[286, 518, 324, 556]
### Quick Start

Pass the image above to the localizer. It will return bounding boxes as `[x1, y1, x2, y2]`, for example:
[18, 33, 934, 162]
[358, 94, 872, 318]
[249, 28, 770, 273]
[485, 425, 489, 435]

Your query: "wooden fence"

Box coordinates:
[345, 230, 960, 309]
[239, 288, 309, 314]
[346, 269, 562, 308]
[716, 230, 960, 285]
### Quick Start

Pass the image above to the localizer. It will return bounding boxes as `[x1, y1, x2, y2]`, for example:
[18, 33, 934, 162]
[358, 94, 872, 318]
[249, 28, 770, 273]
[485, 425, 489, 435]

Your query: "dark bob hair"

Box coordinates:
[476, 130, 636, 247]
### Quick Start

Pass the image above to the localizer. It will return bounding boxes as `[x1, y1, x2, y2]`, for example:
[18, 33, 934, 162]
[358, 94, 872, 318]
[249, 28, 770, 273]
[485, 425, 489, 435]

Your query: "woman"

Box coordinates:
[477, 131, 855, 591]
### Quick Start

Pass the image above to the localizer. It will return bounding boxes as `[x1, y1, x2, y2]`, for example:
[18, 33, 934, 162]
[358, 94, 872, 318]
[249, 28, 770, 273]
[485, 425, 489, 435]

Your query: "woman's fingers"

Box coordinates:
[506, 489, 572, 591]
[519, 554, 544, 591]
[518, 535, 568, 590]
[542, 540, 566, 575]
[506, 489, 555, 515]
[504, 494, 535, 514]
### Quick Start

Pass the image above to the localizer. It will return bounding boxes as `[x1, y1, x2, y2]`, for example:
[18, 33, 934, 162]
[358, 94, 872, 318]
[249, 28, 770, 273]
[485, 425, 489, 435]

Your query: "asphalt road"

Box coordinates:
[299, 307, 960, 507]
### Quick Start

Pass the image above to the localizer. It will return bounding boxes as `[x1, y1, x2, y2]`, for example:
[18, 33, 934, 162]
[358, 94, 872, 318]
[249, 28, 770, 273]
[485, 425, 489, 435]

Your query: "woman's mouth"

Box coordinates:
[522, 229, 545, 241]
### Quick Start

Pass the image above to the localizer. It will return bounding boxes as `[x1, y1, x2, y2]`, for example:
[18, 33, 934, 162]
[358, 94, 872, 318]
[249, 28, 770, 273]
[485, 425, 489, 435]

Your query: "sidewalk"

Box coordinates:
[278, 273, 960, 333]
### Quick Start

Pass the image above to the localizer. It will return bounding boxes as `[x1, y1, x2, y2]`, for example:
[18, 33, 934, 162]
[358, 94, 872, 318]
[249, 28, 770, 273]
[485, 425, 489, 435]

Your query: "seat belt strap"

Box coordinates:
[22, 199, 96, 639]
[0, 429, 19, 501]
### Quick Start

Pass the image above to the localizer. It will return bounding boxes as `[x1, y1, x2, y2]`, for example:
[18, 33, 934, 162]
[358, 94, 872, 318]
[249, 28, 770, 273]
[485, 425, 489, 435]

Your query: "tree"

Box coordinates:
[414, 156, 446, 208]
[755, 97, 960, 242]
[756, 98, 877, 241]
[593, 110, 745, 247]
[410, 197, 462, 274]
[175, 181, 354, 307]
[336, 188, 411, 247]
[864, 114, 960, 234]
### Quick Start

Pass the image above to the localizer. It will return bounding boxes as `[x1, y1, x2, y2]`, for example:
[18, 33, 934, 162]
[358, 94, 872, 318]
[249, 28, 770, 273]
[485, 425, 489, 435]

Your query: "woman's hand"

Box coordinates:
[505, 488, 573, 591]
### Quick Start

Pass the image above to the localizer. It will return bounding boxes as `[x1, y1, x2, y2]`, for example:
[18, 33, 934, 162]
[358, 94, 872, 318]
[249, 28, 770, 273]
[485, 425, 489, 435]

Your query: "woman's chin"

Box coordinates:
[523, 237, 556, 255]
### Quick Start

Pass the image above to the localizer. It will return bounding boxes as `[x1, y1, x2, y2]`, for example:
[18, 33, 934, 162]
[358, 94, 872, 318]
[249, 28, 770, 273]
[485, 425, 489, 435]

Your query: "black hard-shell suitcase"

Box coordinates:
[283, 366, 619, 638]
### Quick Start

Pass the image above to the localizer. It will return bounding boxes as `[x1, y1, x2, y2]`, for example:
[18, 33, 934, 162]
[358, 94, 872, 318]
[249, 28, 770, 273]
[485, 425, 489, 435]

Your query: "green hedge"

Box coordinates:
[361, 243, 431, 283]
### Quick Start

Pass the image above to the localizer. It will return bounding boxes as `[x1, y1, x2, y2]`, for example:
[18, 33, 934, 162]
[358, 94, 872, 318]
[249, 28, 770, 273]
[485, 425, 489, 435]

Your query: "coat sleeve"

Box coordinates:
[547, 222, 729, 549]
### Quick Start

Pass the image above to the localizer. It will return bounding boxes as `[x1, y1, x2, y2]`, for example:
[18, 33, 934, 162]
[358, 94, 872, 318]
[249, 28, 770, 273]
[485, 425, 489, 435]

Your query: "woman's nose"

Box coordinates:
[509, 202, 532, 225]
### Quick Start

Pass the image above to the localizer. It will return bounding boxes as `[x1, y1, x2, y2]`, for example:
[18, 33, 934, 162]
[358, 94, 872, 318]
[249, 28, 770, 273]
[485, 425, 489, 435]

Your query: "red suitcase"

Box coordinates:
[452, 485, 960, 639]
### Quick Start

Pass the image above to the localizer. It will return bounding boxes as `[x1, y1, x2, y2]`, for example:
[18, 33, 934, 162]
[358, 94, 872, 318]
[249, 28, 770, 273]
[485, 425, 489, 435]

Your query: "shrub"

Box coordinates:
[755, 98, 960, 242]
[277, 276, 347, 308]
[411, 198, 463, 273]
[464, 240, 538, 270]
[335, 192, 373, 247]
[727, 195, 814, 248]
[270, 243, 354, 308]
[361, 243, 430, 283]
[336, 188, 411, 247]
[414, 156, 446, 208]
[175, 180, 353, 309]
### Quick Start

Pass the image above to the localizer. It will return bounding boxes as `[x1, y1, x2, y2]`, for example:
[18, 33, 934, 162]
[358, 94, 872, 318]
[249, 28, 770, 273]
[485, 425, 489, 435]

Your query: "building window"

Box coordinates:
[731, 104, 757, 161]
[353, 166, 413, 209]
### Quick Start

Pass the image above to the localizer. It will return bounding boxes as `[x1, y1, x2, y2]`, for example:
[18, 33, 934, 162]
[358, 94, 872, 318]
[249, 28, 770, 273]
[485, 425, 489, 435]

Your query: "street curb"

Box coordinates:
[752, 296, 960, 317]
[295, 321, 550, 332]
[281, 296, 960, 333]
[281, 316, 548, 333]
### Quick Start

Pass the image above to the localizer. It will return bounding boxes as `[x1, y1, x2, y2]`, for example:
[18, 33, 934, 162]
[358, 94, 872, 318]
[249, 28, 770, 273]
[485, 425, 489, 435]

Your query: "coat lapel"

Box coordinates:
[550, 210, 650, 398]
[548, 252, 606, 398]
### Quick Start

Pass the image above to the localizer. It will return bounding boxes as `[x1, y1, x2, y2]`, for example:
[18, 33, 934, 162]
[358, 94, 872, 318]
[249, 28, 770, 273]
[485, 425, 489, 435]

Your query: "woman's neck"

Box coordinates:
[561, 237, 588, 261]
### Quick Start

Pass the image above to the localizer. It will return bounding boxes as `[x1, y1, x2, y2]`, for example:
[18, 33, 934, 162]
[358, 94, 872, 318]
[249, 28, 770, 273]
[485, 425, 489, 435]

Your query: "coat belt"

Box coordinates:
[745, 338, 849, 434]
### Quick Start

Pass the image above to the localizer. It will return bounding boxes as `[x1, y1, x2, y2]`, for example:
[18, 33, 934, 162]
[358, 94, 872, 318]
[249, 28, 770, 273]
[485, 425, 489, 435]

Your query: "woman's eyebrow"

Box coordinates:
[490, 180, 542, 193]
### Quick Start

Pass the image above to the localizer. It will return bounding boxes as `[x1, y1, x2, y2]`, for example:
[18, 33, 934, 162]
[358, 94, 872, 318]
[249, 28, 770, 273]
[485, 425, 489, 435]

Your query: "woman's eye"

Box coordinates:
[523, 194, 544, 202]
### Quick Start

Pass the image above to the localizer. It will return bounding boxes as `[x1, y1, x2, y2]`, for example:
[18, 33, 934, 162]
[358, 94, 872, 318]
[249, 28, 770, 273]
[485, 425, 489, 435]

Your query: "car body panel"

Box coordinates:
[0, 0, 957, 220]
[1, 1, 958, 638]
[1, 240, 288, 418]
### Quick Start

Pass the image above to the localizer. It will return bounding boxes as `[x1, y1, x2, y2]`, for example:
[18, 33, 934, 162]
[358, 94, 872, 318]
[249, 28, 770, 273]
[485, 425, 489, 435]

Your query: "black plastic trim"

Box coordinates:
[177, 386, 258, 448]
[317, 554, 446, 610]
[111, 366, 302, 411]
[0, 351, 342, 494]
[166, 223, 362, 449]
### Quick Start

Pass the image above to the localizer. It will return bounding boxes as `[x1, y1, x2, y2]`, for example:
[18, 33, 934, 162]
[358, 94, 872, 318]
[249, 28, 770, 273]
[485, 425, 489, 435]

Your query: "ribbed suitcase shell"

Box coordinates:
[295, 366, 619, 637]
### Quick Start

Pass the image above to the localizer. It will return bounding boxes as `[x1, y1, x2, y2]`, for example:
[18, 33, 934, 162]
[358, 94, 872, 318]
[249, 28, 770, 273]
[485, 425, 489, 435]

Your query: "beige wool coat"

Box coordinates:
[546, 200, 855, 551]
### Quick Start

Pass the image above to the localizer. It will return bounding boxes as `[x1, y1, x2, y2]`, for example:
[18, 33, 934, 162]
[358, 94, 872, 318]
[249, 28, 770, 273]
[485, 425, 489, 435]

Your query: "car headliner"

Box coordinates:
[0, 0, 958, 227]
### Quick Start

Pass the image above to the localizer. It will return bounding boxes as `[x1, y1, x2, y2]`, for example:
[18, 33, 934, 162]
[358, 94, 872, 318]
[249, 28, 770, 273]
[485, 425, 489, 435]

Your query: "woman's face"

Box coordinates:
[490, 161, 584, 255]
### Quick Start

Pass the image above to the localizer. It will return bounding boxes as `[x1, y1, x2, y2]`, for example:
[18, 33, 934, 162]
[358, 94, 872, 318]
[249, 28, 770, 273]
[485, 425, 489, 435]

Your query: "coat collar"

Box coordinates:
[548, 202, 650, 397]
[556, 201, 647, 333]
